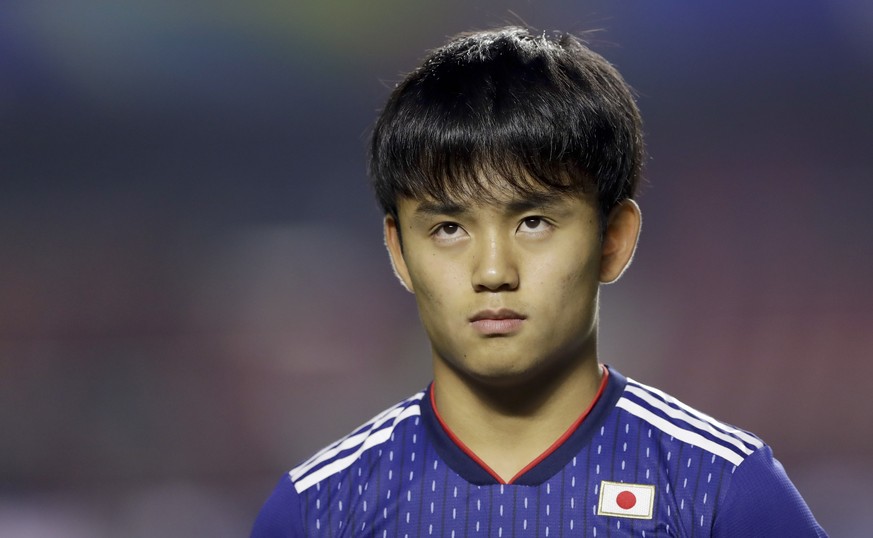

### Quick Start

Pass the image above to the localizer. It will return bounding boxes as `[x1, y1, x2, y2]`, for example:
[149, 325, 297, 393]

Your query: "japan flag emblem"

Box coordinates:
[597, 480, 655, 519]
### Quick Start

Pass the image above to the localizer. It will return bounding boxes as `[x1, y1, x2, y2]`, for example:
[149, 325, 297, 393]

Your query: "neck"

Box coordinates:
[431, 355, 605, 483]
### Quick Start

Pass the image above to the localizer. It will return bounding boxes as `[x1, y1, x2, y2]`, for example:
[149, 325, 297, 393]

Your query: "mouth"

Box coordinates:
[469, 308, 526, 336]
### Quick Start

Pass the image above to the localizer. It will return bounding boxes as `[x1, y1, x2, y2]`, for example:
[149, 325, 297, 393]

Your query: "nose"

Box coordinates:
[471, 234, 519, 292]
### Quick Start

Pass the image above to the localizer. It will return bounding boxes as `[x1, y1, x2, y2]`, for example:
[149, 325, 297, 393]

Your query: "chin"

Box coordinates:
[462, 361, 545, 388]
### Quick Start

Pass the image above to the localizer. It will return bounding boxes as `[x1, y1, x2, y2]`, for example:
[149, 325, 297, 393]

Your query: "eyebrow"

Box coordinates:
[504, 191, 565, 213]
[413, 200, 467, 217]
[413, 191, 567, 218]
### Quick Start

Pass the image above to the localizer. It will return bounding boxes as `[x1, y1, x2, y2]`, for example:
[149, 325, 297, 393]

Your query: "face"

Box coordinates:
[385, 183, 639, 387]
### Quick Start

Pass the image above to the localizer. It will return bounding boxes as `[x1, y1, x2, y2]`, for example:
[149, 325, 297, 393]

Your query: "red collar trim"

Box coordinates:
[429, 365, 610, 485]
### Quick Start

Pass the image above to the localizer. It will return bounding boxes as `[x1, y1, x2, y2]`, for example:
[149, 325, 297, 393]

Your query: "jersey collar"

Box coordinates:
[420, 365, 628, 486]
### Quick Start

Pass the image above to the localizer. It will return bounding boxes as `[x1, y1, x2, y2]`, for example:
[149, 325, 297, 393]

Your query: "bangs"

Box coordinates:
[371, 46, 597, 211]
[378, 128, 591, 209]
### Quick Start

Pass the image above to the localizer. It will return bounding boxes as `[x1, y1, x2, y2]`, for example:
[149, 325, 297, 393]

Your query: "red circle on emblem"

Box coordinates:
[616, 490, 637, 510]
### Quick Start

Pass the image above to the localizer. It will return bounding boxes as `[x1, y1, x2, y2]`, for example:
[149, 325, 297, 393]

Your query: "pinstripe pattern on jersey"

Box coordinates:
[290, 391, 425, 493]
[617, 377, 762, 467]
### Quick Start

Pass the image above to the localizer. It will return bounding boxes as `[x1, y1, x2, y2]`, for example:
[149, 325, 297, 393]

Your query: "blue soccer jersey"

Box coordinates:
[252, 366, 826, 536]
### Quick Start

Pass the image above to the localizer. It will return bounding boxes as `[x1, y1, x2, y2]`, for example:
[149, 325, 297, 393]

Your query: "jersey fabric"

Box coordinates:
[252, 366, 826, 537]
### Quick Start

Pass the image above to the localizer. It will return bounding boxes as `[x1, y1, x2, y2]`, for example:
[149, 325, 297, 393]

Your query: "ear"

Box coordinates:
[600, 199, 642, 284]
[384, 215, 415, 293]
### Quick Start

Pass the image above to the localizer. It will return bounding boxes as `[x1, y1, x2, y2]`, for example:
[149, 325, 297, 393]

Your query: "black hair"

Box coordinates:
[369, 26, 644, 231]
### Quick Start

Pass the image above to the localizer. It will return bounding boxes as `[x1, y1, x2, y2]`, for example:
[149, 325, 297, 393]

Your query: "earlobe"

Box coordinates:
[600, 199, 642, 284]
[384, 216, 415, 293]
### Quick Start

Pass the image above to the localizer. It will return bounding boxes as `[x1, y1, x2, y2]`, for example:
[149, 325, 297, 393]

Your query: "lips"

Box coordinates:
[469, 308, 526, 335]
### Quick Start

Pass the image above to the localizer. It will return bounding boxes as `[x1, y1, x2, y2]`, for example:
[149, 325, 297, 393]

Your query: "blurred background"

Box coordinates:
[2, 0, 871, 535]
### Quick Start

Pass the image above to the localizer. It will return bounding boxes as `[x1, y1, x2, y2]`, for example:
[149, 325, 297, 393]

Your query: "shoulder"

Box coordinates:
[616, 375, 764, 467]
[288, 389, 426, 493]
[250, 390, 427, 537]
[611, 373, 826, 536]
[250, 474, 304, 538]
[710, 445, 827, 536]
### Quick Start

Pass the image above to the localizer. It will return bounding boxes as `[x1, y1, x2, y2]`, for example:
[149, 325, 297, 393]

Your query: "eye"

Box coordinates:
[437, 223, 460, 235]
[518, 216, 552, 233]
[432, 222, 467, 242]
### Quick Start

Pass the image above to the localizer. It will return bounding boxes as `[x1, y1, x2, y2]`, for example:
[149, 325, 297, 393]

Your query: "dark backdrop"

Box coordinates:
[2, 1, 871, 535]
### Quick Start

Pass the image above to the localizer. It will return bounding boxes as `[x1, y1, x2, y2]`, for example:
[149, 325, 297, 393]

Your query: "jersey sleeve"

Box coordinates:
[251, 474, 306, 538]
[712, 445, 827, 537]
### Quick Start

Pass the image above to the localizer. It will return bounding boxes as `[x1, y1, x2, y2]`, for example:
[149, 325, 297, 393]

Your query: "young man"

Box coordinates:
[252, 27, 826, 536]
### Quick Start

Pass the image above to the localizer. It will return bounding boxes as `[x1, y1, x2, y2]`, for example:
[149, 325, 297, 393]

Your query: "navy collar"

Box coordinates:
[420, 365, 627, 486]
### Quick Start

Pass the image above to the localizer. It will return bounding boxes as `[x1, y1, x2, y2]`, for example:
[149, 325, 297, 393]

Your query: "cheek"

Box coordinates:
[534, 250, 599, 293]
[563, 260, 600, 290]
[407, 261, 458, 314]
[531, 258, 600, 329]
